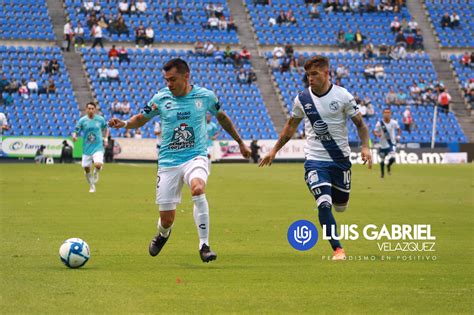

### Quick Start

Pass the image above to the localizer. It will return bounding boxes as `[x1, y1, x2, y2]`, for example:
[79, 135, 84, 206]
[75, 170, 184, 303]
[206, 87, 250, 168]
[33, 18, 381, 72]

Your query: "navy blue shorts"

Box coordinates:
[304, 158, 351, 205]
[378, 146, 396, 159]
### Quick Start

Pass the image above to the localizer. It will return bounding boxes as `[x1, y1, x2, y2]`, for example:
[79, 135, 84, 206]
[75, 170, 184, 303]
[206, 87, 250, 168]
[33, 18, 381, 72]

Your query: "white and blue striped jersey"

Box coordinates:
[291, 84, 359, 162]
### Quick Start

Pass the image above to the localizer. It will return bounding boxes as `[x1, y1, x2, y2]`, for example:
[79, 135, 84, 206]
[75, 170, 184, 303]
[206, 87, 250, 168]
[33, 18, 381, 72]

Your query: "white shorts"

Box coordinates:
[156, 156, 209, 211]
[82, 151, 104, 168]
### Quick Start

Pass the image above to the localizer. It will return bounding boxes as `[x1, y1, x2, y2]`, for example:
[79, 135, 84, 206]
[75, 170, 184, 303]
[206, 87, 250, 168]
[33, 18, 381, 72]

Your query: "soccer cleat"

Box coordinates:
[332, 247, 346, 261]
[89, 184, 96, 193]
[93, 171, 99, 184]
[199, 244, 217, 263]
[149, 231, 171, 257]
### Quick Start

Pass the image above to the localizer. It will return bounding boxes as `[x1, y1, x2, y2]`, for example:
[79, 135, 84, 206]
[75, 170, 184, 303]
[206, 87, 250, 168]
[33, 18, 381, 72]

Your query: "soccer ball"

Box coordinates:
[59, 238, 90, 268]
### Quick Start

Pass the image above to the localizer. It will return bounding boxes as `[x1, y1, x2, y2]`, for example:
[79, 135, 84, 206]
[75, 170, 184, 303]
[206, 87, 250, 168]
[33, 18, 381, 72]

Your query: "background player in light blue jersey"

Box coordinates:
[72, 102, 108, 193]
[259, 56, 372, 260]
[206, 112, 219, 172]
[109, 58, 250, 263]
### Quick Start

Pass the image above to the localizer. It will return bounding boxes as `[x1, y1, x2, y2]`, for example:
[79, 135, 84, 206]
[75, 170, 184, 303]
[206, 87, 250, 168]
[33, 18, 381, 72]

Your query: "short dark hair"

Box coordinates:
[304, 55, 329, 71]
[163, 58, 190, 74]
[86, 102, 97, 108]
[383, 108, 391, 112]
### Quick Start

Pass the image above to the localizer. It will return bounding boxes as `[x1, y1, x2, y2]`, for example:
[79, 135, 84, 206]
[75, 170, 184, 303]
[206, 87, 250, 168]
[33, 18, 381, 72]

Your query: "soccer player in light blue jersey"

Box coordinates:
[260, 56, 372, 260]
[73, 102, 109, 193]
[206, 112, 219, 172]
[109, 58, 250, 263]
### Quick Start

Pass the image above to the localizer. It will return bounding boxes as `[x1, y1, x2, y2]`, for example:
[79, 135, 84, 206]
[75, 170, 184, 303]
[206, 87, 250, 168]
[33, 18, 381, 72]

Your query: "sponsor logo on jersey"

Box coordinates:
[177, 111, 191, 120]
[164, 101, 172, 110]
[304, 103, 313, 110]
[169, 123, 195, 150]
[195, 100, 203, 109]
[312, 120, 333, 141]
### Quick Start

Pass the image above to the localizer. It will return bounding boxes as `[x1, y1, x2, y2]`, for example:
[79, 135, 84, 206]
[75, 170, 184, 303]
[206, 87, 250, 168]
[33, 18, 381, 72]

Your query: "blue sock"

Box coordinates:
[318, 201, 342, 250]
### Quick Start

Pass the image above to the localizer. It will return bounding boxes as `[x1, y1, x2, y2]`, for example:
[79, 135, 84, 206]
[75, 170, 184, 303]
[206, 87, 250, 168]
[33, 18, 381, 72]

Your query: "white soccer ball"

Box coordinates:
[59, 238, 90, 268]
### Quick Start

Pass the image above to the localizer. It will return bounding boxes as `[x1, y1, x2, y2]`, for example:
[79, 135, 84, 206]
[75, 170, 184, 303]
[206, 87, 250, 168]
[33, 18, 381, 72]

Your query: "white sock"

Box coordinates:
[192, 194, 209, 249]
[208, 159, 211, 175]
[157, 218, 172, 238]
[84, 172, 92, 184]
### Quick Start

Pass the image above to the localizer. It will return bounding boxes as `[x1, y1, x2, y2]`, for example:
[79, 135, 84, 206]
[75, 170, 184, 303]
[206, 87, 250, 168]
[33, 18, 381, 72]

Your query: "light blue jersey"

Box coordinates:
[206, 121, 218, 148]
[74, 115, 107, 155]
[142, 85, 221, 168]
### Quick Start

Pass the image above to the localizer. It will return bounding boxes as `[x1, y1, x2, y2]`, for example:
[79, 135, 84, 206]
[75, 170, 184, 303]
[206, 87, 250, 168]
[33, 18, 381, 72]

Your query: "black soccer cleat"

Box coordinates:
[148, 231, 171, 257]
[199, 244, 217, 263]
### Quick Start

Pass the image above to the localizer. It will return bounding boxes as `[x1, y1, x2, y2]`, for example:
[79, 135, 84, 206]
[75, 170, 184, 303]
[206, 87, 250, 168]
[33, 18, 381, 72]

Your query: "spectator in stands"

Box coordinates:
[237, 68, 249, 84]
[129, 0, 137, 14]
[27, 77, 39, 94]
[336, 64, 349, 79]
[441, 13, 450, 28]
[344, 29, 355, 50]
[414, 30, 424, 50]
[40, 60, 51, 75]
[396, 89, 408, 105]
[374, 63, 385, 81]
[46, 79, 56, 94]
[0, 76, 9, 94]
[409, 82, 422, 104]
[108, 45, 119, 61]
[270, 55, 281, 71]
[205, 3, 215, 17]
[366, 0, 377, 12]
[400, 17, 409, 33]
[365, 97, 375, 117]
[145, 26, 154, 47]
[408, 19, 418, 33]
[111, 99, 122, 114]
[390, 17, 401, 33]
[136, 0, 147, 14]
[203, 41, 215, 56]
[174, 7, 184, 24]
[378, 44, 390, 59]
[276, 10, 288, 24]
[402, 106, 413, 133]
[240, 47, 251, 61]
[438, 88, 451, 113]
[337, 29, 345, 48]
[390, 44, 407, 60]
[218, 16, 227, 31]
[363, 64, 376, 82]
[215, 3, 224, 18]
[324, 0, 337, 13]
[395, 31, 406, 47]
[122, 100, 131, 115]
[86, 12, 97, 29]
[118, 46, 130, 64]
[91, 23, 104, 48]
[461, 52, 471, 67]
[164, 8, 174, 23]
[340, 0, 351, 13]
[82, 0, 94, 14]
[5, 78, 19, 94]
[118, 0, 129, 15]
[422, 88, 437, 106]
[450, 12, 460, 28]
[286, 10, 297, 24]
[214, 46, 225, 63]
[355, 29, 365, 51]
[74, 22, 85, 48]
[309, 4, 320, 19]
[19, 80, 29, 99]
[207, 13, 219, 30]
[135, 23, 146, 47]
[227, 16, 237, 32]
[98, 64, 108, 81]
[273, 45, 285, 59]
[385, 88, 397, 105]
[115, 15, 130, 36]
[50, 59, 60, 74]
[363, 42, 375, 59]
[194, 41, 204, 55]
[284, 43, 294, 57]
[93, 2, 101, 14]
[378, 0, 393, 12]
[63, 21, 74, 52]
[107, 64, 120, 82]
[280, 56, 291, 72]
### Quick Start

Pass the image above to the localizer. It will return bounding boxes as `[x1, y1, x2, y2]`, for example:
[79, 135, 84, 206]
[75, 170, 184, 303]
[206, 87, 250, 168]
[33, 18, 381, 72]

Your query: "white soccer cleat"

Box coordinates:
[93, 172, 99, 184]
[332, 248, 346, 261]
[89, 184, 96, 193]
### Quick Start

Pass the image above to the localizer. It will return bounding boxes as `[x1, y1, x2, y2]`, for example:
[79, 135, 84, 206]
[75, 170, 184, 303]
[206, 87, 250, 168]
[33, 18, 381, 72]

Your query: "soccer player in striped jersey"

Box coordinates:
[260, 56, 372, 260]
[373, 108, 401, 178]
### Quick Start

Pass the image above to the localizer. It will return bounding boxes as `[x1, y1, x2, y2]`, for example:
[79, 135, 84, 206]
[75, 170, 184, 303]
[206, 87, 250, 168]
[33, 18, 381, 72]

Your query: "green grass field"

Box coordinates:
[1, 163, 473, 314]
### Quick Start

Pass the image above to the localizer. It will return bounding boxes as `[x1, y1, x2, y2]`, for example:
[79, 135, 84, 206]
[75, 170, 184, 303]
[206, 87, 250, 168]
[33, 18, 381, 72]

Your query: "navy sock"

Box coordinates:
[387, 157, 395, 172]
[318, 201, 342, 250]
[380, 161, 385, 177]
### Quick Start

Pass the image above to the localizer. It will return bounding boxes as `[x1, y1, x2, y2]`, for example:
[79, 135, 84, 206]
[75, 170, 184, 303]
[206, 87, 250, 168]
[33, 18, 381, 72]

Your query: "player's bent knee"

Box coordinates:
[94, 163, 102, 169]
[334, 203, 348, 212]
[191, 186, 205, 196]
[316, 194, 332, 208]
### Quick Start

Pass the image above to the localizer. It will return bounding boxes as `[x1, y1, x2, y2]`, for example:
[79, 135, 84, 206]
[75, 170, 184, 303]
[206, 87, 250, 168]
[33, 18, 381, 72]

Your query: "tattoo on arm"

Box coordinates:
[352, 114, 370, 148]
[216, 111, 242, 144]
[273, 117, 302, 152]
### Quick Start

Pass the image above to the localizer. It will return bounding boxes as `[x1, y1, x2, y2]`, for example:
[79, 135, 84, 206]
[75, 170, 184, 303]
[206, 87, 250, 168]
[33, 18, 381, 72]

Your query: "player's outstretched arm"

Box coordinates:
[259, 117, 302, 167]
[351, 113, 372, 169]
[216, 111, 251, 159]
[108, 113, 149, 129]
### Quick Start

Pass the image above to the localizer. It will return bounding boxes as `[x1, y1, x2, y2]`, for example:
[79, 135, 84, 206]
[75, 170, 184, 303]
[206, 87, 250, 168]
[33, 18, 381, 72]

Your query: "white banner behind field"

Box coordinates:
[113, 138, 467, 164]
